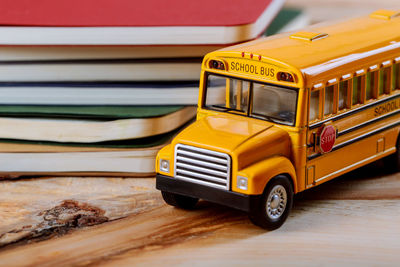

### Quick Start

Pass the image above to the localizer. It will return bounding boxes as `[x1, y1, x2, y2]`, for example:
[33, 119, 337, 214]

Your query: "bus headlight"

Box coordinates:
[237, 176, 248, 190]
[160, 159, 170, 173]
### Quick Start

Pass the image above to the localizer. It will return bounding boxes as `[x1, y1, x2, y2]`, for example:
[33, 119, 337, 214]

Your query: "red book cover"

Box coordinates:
[2, 0, 277, 27]
[0, 0, 284, 45]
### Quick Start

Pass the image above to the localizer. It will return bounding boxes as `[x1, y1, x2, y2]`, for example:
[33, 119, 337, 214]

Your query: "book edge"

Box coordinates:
[0, 0, 284, 45]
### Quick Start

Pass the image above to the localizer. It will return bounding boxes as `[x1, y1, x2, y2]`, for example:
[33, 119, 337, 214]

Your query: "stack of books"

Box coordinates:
[0, 0, 290, 177]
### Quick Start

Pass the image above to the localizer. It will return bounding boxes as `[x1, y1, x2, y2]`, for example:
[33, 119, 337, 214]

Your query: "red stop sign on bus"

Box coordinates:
[319, 125, 336, 153]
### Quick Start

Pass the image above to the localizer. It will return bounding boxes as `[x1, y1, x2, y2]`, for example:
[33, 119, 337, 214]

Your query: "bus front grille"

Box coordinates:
[174, 144, 230, 190]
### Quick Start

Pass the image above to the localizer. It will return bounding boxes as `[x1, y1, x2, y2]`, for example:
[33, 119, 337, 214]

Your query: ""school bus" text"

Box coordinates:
[230, 61, 275, 78]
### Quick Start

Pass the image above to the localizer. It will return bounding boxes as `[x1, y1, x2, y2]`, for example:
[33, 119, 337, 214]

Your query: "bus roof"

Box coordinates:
[214, 10, 400, 84]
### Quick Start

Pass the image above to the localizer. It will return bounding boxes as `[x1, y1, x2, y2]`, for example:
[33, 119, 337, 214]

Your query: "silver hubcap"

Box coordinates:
[266, 185, 287, 219]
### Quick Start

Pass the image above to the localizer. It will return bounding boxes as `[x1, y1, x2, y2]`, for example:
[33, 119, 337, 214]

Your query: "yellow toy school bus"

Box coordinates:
[156, 10, 400, 230]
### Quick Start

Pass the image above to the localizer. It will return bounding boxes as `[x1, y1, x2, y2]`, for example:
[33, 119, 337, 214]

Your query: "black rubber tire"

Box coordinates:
[384, 135, 400, 172]
[248, 175, 293, 230]
[161, 191, 199, 210]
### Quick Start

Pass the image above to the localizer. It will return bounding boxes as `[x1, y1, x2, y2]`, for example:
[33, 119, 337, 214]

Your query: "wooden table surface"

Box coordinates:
[1, 1, 400, 266]
[1, 162, 399, 266]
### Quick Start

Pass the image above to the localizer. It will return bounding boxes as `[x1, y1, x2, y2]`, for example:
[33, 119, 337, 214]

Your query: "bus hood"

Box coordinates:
[173, 114, 274, 153]
[173, 114, 292, 170]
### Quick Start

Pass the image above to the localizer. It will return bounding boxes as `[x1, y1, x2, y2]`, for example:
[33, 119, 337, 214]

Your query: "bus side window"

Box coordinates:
[379, 67, 391, 95]
[366, 71, 378, 100]
[324, 85, 334, 116]
[393, 63, 400, 91]
[338, 80, 350, 111]
[352, 75, 363, 105]
[309, 90, 320, 122]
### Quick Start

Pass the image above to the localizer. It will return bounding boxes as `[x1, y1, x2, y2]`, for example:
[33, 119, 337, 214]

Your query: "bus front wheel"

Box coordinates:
[249, 175, 293, 230]
[161, 191, 198, 210]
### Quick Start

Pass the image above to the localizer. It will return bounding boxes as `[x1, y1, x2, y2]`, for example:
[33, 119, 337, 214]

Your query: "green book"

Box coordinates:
[265, 8, 310, 36]
[0, 105, 186, 119]
[0, 106, 196, 143]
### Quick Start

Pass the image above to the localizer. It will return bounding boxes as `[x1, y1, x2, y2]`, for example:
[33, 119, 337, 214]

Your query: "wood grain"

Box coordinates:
[0, 177, 162, 247]
[0, 163, 399, 266]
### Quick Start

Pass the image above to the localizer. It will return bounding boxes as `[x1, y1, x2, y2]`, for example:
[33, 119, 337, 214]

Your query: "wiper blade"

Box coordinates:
[252, 113, 281, 123]
[211, 105, 239, 112]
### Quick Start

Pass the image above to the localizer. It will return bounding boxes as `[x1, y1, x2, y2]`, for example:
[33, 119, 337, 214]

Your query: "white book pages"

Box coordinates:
[0, 106, 196, 142]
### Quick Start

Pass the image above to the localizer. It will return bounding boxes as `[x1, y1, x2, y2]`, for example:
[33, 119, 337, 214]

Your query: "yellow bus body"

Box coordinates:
[156, 10, 400, 229]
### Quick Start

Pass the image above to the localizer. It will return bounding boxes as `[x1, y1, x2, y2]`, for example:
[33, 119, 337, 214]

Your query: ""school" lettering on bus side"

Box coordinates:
[374, 98, 400, 116]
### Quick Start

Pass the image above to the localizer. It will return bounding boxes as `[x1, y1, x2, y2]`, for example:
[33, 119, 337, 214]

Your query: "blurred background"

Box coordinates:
[287, 0, 398, 22]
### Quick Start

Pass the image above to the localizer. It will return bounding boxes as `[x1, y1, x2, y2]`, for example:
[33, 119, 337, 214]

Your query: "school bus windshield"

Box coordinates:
[204, 73, 298, 126]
